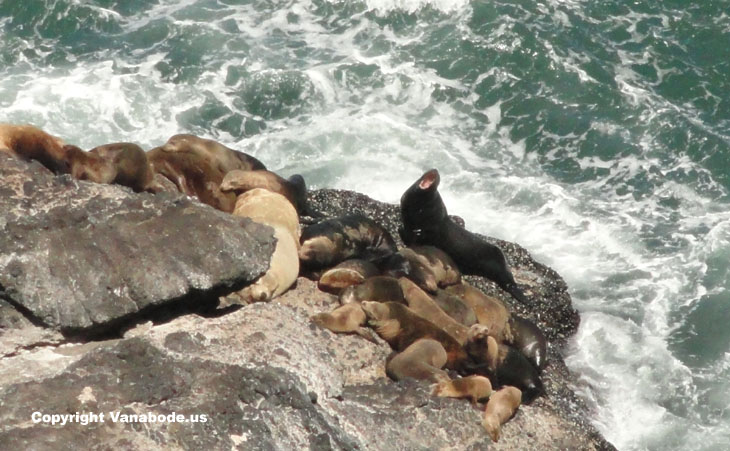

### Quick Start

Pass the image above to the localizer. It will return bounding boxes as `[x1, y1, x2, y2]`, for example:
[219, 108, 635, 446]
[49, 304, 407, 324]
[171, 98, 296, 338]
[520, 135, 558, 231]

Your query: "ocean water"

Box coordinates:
[1, 1, 729, 449]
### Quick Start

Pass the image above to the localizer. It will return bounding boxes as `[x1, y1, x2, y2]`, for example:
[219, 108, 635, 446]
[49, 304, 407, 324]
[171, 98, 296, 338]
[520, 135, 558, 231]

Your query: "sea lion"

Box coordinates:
[147, 145, 236, 212]
[399, 169, 530, 305]
[65, 142, 154, 192]
[400, 245, 461, 291]
[161, 133, 265, 173]
[385, 338, 449, 383]
[379, 251, 438, 293]
[299, 214, 397, 269]
[318, 259, 380, 294]
[482, 386, 522, 442]
[0, 124, 69, 173]
[445, 282, 512, 343]
[432, 289, 477, 327]
[339, 276, 405, 305]
[220, 169, 312, 216]
[225, 189, 300, 303]
[432, 375, 493, 404]
[398, 277, 470, 345]
[311, 303, 369, 338]
[509, 316, 548, 371]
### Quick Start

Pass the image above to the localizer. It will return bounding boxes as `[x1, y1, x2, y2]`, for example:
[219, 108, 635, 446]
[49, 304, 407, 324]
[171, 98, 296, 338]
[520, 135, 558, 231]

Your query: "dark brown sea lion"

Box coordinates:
[161, 133, 265, 173]
[509, 315, 548, 372]
[318, 259, 380, 294]
[147, 146, 236, 212]
[299, 214, 397, 269]
[399, 169, 530, 305]
[65, 142, 154, 192]
[482, 386, 522, 442]
[220, 169, 312, 216]
[0, 123, 69, 173]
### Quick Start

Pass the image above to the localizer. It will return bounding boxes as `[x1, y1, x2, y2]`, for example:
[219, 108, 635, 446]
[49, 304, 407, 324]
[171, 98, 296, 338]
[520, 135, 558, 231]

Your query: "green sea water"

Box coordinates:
[1, 1, 729, 449]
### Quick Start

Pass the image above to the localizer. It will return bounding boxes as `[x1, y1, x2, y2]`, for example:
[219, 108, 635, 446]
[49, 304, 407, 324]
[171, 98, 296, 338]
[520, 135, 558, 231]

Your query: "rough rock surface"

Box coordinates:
[0, 163, 615, 450]
[0, 154, 275, 334]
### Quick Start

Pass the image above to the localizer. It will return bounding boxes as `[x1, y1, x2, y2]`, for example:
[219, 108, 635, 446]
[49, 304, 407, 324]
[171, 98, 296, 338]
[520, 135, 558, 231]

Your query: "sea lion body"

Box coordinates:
[318, 259, 380, 294]
[339, 276, 405, 305]
[299, 214, 397, 269]
[446, 282, 512, 343]
[483, 386, 522, 442]
[312, 303, 367, 335]
[432, 289, 477, 327]
[226, 189, 300, 303]
[147, 146, 236, 212]
[398, 277, 470, 345]
[385, 338, 449, 383]
[399, 169, 529, 305]
[509, 316, 548, 371]
[66, 142, 154, 192]
[0, 124, 69, 173]
[220, 169, 311, 216]
[400, 245, 461, 291]
[432, 375, 492, 404]
[162, 134, 265, 173]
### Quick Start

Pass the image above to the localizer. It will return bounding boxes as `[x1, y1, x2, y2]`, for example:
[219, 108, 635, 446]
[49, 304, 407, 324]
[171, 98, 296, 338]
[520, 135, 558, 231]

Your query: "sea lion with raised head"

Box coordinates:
[0, 124, 69, 173]
[399, 169, 530, 305]
[482, 386, 522, 442]
[299, 214, 397, 269]
[65, 142, 155, 192]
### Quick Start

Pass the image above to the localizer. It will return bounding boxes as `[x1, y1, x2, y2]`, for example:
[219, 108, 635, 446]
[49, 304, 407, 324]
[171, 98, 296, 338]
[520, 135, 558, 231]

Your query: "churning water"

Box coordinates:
[2, 1, 729, 449]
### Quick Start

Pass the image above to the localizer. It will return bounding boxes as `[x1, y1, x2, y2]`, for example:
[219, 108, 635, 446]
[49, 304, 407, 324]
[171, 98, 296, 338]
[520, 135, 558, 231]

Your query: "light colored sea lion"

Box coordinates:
[398, 277, 470, 345]
[318, 259, 379, 294]
[147, 146, 236, 212]
[65, 142, 154, 192]
[311, 303, 369, 337]
[445, 282, 512, 343]
[220, 169, 311, 216]
[299, 214, 397, 269]
[400, 169, 530, 305]
[385, 338, 449, 383]
[0, 123, 69, 173]
[161, 133, 265, 173]
[482, 386, 522, 442]
[339, 276, 405, 305]
[225, 189, 299, 303]
[432, 375, 493, 404]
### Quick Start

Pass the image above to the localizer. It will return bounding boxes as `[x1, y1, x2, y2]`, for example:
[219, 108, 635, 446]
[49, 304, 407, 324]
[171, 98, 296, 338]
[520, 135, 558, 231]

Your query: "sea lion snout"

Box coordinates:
[418, 168, 440, 190]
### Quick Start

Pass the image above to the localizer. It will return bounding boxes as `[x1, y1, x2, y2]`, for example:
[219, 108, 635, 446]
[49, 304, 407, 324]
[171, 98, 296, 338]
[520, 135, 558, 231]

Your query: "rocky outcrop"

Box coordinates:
[0, 156, 615, 450]
[0, 154, 275, 335]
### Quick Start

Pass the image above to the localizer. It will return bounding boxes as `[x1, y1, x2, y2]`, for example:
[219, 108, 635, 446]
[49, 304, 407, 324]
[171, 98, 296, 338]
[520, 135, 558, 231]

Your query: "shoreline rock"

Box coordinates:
[0, 158, 615, 450]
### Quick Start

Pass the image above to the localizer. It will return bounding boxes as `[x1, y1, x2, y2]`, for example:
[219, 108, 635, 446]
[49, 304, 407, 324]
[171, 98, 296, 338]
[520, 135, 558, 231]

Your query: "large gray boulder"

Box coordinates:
[0, 154, 275, 335]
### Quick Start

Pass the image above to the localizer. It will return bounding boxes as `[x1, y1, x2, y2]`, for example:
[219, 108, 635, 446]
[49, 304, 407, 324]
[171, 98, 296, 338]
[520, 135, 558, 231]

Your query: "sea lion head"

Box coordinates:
[220, 169, 250, 194]
[399, 169, 448, 244]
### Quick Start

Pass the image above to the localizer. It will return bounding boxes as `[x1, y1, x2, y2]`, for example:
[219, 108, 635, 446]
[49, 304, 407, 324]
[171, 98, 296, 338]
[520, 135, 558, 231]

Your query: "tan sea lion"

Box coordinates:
[432, 375, 493, 405]
[398, 277, 470, 345]
[317, 259, 380, 294]
[311, 303, 369, 338]
[400, 245, 461, 291]
[482, 386, 522, 442]
[385, 338, 449, 383]
[339, 276, 405, 305]
[432, 289, 478, 326]
[161, 133, 265, 173]
[220, 169, 311, 216]
[445, 282, 512, 343]
[147, 146, 236, 212]
[0, 123, 69, 173]
[65, 142, 154, 192]
[225, 189, 300, 303]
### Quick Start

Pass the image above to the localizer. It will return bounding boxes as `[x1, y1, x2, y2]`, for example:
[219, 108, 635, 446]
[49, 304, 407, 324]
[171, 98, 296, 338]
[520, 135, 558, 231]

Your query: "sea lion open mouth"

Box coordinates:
[418, 169, 439, 190]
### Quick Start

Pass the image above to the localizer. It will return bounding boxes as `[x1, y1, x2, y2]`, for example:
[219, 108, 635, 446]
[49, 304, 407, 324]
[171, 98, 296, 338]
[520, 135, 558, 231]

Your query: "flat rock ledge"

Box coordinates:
[0, 158, 615, 450]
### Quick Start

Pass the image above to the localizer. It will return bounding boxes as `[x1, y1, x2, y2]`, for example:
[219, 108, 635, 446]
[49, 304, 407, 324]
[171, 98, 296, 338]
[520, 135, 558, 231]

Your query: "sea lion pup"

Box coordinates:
[399, 169, 530, 305]
[147, 146, 236, 212]
[220, 169, 313, 216]
[483, 386, 522, 442]
[386, 338, 449, 383]
[311, 302, 372, 340]
[432, 375, 493, 405]
[398, 277, 470, 345]
[318, 259, 379, 294]
[161, 133, 266, 173]
[0, 123, 69, 173]
[509, 316, 548, 371]
[225, 189, 300, 303]
[339, 276, 405, 305]
[299, 214, 398, 269]
[445, 282, 512, 343]
[64, 143, 155, 192]
[432, 289, 478, 327]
